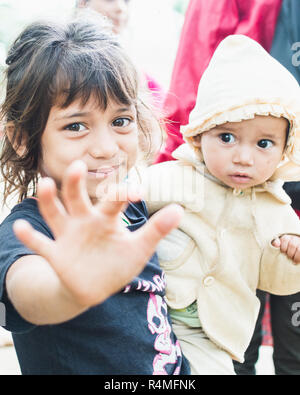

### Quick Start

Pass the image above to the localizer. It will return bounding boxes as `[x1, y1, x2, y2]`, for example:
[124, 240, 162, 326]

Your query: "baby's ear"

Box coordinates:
[191, 135, 202, 148]
[5, 122, 27, 157]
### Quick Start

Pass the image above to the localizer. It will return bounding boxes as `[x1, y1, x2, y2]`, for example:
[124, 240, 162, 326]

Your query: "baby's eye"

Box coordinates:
[112, 117, 131, 128]
[65, 123, 87, 132]
[219, 133, 235, 143]
[257, 139, 273, 149]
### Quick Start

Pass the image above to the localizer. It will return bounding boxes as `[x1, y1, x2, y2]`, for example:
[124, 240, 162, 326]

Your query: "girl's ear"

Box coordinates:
[5, 122, 27, 157]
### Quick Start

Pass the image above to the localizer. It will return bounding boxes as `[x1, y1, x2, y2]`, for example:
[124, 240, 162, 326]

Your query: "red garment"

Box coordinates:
[144, 73, 166, 112]
[156, 0, 283, 163]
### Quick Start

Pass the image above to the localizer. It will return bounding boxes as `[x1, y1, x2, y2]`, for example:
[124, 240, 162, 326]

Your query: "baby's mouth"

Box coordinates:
[229, 173, 252, 184]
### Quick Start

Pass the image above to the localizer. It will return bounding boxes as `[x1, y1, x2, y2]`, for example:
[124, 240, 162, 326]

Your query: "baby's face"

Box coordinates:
[193, 115, 288, 190]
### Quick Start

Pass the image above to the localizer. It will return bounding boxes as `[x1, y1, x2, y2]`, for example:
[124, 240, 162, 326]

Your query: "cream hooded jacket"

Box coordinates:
[139, 35, 300, 362]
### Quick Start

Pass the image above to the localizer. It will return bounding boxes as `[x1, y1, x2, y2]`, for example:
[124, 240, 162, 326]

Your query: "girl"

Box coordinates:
[0, 16, 189, 375]
[141, 35, 300, 374]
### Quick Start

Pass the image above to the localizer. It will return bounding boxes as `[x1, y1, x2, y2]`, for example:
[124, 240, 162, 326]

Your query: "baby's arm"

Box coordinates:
[272, 235, 300, 264]
[6, 161, 183, 326]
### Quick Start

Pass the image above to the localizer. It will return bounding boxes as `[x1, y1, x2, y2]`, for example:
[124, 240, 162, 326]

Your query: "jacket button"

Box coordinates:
[203, 276, 214, 287]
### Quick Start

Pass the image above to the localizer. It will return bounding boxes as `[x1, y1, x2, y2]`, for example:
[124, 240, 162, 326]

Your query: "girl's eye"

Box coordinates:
[219, 133, 235, 143]
[65, 123, 86, 132]
[112, 117, 131, 128]
[257, 139, 273, 149]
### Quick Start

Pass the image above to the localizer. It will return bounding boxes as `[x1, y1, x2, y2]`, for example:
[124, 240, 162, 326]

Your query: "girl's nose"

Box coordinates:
[89, 130, 118, 159]
[232, 146, 254, 166]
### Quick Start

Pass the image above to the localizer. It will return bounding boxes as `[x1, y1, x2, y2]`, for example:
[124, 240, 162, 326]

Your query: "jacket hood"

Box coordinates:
[181, 34, 300, 182]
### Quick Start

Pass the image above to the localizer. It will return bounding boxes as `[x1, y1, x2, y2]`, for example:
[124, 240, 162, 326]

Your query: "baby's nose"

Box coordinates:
[232, 146, 254, 166]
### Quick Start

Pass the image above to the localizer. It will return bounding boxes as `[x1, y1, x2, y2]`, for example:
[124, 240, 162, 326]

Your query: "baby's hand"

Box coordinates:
[272, 235, 300, 264]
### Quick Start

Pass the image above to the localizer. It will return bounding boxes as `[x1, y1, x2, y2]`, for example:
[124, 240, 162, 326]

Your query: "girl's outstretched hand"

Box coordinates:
[13, 161, 183, 308]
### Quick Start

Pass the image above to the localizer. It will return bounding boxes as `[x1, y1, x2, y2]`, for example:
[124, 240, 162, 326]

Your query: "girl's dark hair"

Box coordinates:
[0, 15, 160, 204]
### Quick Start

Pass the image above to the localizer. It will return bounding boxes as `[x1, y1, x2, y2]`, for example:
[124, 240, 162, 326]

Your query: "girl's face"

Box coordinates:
[86, 0, 130, 34]
[193, 115, 288, 190]
[40, 95, 138, 202]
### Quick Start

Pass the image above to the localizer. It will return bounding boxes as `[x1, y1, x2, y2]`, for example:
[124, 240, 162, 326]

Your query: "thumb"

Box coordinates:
[134, 204, 184, 257]
[272, 237, 281, 248]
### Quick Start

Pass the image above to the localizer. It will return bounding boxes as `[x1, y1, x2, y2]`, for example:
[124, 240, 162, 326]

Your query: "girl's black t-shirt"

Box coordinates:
[0, 198, 190, 375]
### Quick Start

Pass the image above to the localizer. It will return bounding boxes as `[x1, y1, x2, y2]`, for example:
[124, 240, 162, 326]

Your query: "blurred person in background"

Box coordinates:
[76, 0, 130, 35]
[157, 0, 300, 375]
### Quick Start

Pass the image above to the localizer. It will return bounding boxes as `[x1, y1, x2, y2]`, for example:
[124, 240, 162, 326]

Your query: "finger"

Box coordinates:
[281, 235, 299, 258]
[286, 236, 300, 261]
[37, 177, 67, 237]
[133, 204, 184, 258]
[292, 246, 300, 264]
[97, 183, 144, 218]
[271, 238, 281, 248]
[61, 160, 93, 216]
[286, 239, 298, 261]
[278, 235, 291, 253]
[13, 219, 55, 262]
[293, 247, 300, 264]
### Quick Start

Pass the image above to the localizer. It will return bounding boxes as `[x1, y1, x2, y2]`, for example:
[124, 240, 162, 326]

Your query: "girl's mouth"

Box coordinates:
[88, 165, 120, 179]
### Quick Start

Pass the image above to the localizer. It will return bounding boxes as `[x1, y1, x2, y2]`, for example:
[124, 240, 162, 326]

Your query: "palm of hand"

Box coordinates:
[13, 161, 183, 308]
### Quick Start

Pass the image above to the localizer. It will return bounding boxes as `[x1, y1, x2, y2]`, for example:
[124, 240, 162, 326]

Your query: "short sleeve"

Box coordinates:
[0, 200, 53, 333]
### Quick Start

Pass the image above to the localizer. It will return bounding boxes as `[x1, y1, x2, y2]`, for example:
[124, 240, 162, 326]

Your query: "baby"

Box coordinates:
[140, 35, 300, 374]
